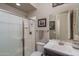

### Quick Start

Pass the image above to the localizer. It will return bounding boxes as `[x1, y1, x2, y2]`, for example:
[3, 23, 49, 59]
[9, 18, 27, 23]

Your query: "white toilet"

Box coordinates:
[31, 42, 45, 56]
[36, 42, 45, 52]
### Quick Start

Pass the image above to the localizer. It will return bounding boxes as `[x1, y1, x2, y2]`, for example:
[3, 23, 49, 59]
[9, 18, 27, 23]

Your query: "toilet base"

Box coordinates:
[31, 51, 43, 56]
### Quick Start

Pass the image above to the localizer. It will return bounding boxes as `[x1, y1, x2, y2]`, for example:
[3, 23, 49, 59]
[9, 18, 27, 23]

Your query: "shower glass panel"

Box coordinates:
[0, 10, 23, 56]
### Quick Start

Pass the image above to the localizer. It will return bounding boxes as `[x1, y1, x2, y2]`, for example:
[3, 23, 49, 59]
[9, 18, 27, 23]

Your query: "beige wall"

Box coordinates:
[28, 3, 52, 41]
[29, 3, 79, 27]
[28, 3, 79, 41]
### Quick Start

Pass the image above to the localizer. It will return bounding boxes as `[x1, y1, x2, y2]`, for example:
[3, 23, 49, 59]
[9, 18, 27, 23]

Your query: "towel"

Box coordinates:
[39, 30, 44, 40]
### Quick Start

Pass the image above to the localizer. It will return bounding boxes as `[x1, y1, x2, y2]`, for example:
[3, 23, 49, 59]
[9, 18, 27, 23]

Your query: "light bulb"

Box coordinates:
[16, 3, 21, 6]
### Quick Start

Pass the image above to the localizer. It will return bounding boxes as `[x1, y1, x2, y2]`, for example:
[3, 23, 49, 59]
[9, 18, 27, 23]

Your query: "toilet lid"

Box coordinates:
[36, 42, 45, 46]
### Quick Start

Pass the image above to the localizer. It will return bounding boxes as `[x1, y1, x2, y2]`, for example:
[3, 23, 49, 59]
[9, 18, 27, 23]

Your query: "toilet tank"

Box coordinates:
[36, 42, 45, 52]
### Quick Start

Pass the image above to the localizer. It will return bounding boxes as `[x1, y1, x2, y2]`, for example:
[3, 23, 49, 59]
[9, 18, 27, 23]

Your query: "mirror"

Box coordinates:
[75, 9, 79, 35]
[73, 9, 79, 41]
[57, 11, 71, 40]
[49, 9, 79, 41]
[49, 11, 72, 40]
[49, 15, 56, 39]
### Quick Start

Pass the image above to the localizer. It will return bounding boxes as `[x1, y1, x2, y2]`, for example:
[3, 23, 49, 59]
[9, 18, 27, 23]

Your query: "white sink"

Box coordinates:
[72, 40, 79, 49]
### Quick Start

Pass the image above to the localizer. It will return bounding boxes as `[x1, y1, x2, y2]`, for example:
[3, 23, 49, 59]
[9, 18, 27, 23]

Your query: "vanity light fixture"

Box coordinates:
[16, 3, 21, 6]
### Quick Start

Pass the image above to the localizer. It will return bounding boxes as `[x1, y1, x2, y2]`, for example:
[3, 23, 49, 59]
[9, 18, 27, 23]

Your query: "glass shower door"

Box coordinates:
[0, 10, 23, 56]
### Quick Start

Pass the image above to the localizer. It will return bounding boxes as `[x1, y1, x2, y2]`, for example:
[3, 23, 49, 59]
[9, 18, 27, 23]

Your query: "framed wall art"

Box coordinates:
[49, 21, 55, 30]
[38, 18, 46, 27]
[52, 3, 64, 7]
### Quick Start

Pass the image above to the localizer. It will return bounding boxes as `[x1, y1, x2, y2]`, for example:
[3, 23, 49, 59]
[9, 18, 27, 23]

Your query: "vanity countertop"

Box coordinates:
[44, 39, 79, 56]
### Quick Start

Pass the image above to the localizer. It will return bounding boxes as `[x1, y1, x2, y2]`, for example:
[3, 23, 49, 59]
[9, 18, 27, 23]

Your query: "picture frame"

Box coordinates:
[49, 21, 55, 30]
[38, 18, 46, 27]
[52, 3, 64, 7]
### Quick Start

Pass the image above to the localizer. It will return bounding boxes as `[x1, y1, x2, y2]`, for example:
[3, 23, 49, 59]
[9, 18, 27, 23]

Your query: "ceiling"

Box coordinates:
[6, 3, 37, 13]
